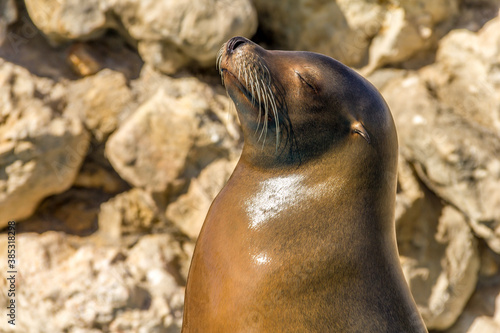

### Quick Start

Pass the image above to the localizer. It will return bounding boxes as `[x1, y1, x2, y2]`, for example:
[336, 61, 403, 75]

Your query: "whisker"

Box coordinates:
[218, 45, 285, 152]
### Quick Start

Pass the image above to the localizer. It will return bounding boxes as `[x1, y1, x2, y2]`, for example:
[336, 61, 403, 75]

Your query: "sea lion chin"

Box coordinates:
[182, 36, 428, 333]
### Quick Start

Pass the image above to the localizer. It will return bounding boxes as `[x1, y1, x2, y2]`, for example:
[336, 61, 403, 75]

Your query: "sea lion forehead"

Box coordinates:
[266, 50, 339, 76]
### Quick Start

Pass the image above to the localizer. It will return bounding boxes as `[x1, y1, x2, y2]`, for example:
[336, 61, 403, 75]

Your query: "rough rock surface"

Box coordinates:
[25, 0, 114, 43]
[442, 238, 500, 333]
[166, 158, 238, 239]
[106, 74, 238, 193]
[0, 232, 188, 333]
[1, 1, 500, 332]
[382, 46, 500, 254]
[253, 0, 462, 70]
[98, 188, 161, 245]
[396, 157, 480, 330]
[114, 0, 258, 74]
[253, 0, 361, 66]
[381, 17, 500, 330]
[0, 59, 90, 227]
[364, 0, 460, 72]
[65, 69, 134, 142]
[24, 0, 258, 74]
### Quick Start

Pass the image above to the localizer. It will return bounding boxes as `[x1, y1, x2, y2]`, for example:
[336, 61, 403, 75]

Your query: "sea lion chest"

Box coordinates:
[184, 163, 374, 331]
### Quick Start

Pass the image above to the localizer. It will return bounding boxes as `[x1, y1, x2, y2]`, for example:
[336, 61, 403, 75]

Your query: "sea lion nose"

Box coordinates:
[227, 36, 248, 54]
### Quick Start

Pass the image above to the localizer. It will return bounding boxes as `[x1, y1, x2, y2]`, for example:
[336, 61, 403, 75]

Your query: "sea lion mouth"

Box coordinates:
[217, 42, 283, 147]
[221, 69, 259, 111]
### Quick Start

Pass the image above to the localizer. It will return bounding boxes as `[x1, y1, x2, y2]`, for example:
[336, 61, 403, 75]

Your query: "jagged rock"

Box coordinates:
[364, 0, 460, 72]
[335, 0, 385, 66]
[429, 16, 500, 134]
[1, 2, 499, 331]
[383, 71, 500, 253]
[253, 0, 361, 66]
[114, 0, 257, 74]
[254, 0, 461, 70]
[0, 232, 188, 333]
[24, 0, 114, 43]
[166, 158, 238, 239]
[97, 188, 160, 244]
[0, 59, 90, 227]
[467, 318, 500, 333]
[398, 189, 480, 330]
[396, 143, 480, 330]
[24, 0, 257, 74]
[0, 232, 76, 332]
[383, 70, 489, 330]
[65, 69, 134, 142]
[111, 234, 188, 332]
[0, 0, 17, 45]
[105, 89, 197, 193]
[106, 75, 238, 193]
[440, 243, 500, 333]
[444, 285, 500, 333]
[130, 65, 242, 144]
[365, 7, 424, 72]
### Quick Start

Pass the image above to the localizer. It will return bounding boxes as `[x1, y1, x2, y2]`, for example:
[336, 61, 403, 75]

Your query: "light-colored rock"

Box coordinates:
[429, 16, 500, 133]
[166, 158, 238, 239]
[399, 197, 480, 330]
[113, 234, 188, 332]
[114, 0, 258, 73]
[0, 59, 90, 227]
[105, 89, 198, 193]
[106, 74, 239, 193]
[254, 0, 460, 70]
[25, 0, 113, 43]
[0, 0, 17, 45]
[25, 0, 257, 74]
[336, 0, 385, 66]
[130, 65, 242, 144]
[383, 72, 500, 253]
[445, 290, 499, 333]
[98, 188, 159, 243]
[66, 69, 134, 141]
[468, 317, 500, 333]
[384, 72, 482, 330]
[0, 232, 188, 333]
[252, 0, 362, 66]
[364, 0, 460, 72]
[365, 7, 424, 72]
[0, 232, 77, 332]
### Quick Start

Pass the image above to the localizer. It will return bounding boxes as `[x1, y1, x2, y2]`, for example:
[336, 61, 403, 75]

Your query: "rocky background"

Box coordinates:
[0, 0, 500, 332]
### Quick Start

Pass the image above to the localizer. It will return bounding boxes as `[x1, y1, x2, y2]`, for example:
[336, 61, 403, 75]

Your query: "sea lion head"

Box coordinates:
[218, 36, 397, 176]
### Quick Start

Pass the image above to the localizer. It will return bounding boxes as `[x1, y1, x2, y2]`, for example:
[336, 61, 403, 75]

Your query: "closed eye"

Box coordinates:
[295, 70, 317, 94]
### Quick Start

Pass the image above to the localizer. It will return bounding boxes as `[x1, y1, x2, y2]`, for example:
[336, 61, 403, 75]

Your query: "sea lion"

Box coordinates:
[182, 36, 427, 332]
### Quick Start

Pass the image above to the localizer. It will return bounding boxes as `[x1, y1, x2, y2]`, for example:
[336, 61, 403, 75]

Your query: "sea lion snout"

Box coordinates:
[226, 36, 249, 54]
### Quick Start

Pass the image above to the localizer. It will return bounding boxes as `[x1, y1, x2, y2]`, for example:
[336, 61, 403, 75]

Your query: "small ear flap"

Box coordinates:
[351, 121, 371, 144]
